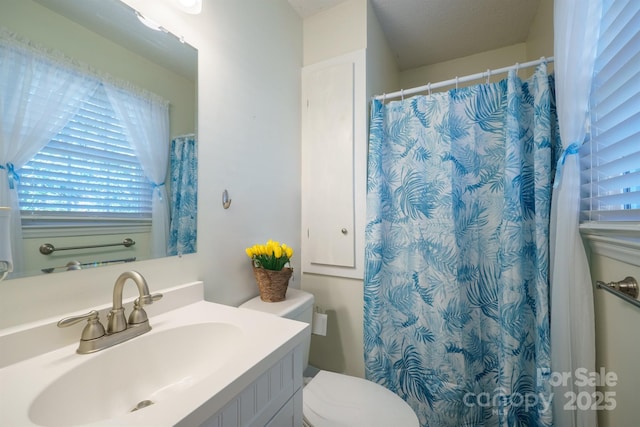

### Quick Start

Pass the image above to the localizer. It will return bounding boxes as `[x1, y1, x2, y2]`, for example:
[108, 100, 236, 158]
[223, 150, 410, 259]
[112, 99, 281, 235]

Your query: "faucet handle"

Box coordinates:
[57, 310, 106, 341]
[136, 293, 163, 306]
[128, 293, 163, 325]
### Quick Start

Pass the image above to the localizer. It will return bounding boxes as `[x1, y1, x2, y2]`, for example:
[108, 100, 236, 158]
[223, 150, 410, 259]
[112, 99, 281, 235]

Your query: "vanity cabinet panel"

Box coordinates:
[265, 388, 301, 427]
[203, 345, 302, 427]
[217, 400, 239, 427]
[301, 49, 366, 279]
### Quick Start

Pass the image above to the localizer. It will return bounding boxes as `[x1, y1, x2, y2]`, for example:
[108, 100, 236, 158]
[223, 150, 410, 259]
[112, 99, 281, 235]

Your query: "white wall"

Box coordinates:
[0, 0, 302, 328]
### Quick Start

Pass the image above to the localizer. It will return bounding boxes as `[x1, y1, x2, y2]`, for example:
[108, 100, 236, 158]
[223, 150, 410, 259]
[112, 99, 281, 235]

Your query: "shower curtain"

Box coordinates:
[168, 134, 197, 256]
[365, 64, 559, 427]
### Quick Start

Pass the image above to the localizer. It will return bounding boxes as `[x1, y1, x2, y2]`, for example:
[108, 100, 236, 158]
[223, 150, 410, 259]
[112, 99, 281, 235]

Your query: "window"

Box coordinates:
[580, 0, 640, 224]
[17, 84, 153, 223]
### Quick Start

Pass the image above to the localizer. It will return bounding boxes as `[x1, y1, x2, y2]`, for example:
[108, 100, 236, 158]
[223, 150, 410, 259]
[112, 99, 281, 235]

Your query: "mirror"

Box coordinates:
[1, 0, 197, 279]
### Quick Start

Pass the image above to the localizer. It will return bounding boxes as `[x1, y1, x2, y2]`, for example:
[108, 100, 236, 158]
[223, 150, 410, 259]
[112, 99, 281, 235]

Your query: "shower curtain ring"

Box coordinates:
[455, 76, 459, 90]
[486, 69, 491, 84]
[428, 83, 431, 96]
[401, 89, 404, 101]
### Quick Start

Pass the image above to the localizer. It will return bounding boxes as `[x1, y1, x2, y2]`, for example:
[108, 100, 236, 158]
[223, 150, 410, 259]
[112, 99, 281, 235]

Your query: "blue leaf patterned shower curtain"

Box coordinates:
[365, 64, 559, 427]
[168, 134, 197, 256]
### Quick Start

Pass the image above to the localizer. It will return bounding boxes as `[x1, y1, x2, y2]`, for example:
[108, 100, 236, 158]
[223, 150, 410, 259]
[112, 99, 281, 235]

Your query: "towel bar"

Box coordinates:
[39, 238, 136, 255]
[596, 276, 640, 309]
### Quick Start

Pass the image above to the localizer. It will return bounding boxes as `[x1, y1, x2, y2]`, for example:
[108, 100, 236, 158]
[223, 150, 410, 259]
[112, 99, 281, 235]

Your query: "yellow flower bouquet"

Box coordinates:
[245, 240, 294, 302]
[245, 240, 294, 271]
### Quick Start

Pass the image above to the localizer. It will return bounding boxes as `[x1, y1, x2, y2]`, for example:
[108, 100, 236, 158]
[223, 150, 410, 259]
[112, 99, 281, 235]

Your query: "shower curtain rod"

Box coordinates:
[373, 56, 554, 101]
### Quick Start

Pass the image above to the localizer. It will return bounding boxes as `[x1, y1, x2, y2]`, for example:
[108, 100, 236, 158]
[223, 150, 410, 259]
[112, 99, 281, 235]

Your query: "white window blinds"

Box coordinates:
[580, 0, 640, 222]
[18, 84, 153, 219]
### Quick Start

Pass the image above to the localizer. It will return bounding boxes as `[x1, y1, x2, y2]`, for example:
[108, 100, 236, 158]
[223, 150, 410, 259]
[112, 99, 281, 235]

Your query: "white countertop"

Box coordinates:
[0, 282, 308, 426]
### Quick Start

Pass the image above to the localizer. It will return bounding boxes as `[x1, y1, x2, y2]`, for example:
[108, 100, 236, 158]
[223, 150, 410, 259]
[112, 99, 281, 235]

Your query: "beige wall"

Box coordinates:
[302, 0, 367, 66]
[589, 254, 640, 426]
[365, 0, 400, 97]
[300, 0, 369, 378]
[526, 0, 554, 61]
[301, 0, 555, 380]
[399, 0, 553, 92]
[304, 274, 365, 376]
[300, 0, 398, 378]
[399, 43, 529, 91]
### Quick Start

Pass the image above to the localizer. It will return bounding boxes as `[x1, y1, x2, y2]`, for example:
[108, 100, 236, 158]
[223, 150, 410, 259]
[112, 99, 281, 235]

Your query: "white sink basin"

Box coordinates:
[29, 322, 242, 427]
[0, 287, 308, 427]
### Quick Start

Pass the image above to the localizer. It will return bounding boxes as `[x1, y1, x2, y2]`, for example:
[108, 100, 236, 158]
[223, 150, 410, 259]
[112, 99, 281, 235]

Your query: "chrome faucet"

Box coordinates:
[58, 271, 162, 354]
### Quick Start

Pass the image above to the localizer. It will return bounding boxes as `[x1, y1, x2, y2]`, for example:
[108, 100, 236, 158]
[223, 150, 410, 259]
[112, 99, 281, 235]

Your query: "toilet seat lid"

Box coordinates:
[303, 370, 419, 427]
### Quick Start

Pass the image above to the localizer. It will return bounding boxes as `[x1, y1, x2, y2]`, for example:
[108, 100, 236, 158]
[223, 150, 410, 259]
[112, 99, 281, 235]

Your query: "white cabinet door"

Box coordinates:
[301, 50, 366, 279]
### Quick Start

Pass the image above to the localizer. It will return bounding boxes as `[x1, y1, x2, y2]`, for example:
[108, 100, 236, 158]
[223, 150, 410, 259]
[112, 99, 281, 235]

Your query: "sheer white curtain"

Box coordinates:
[105, 85, 170, 258]
[551, 1, 602, 426]
[0, 32, 98, 274]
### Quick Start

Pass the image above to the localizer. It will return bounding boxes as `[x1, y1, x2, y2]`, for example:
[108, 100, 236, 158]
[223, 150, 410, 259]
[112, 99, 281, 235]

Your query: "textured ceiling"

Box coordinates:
[288, 0, 541, 71]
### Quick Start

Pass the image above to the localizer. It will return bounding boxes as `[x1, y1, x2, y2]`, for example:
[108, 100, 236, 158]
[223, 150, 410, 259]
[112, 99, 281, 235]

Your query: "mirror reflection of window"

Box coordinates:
[2, 30, 170, 261]
[19, 83, 154, 223]
[0, 0, 197, 279]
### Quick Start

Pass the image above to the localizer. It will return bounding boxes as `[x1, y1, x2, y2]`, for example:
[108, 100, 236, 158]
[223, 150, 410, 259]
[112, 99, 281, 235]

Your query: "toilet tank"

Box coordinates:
[239, 288, 314, 368]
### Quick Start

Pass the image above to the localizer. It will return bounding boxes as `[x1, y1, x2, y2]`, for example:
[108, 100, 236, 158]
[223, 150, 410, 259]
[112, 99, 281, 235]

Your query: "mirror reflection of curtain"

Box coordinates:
[104, 85, 170, 258]
[168, 134, 197, 256]
[0, 30, 98, 275]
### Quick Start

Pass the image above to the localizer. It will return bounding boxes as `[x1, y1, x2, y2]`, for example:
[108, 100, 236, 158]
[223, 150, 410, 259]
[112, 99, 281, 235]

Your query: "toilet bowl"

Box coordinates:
[239, 288, 419, 427]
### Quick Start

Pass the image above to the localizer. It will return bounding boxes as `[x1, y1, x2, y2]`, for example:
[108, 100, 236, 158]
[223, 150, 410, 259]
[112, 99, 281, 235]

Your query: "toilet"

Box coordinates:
[239, 288, 419, 427]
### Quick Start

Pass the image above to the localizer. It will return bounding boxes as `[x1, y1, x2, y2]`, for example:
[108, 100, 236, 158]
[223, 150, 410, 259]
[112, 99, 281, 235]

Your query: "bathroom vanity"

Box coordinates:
[0, 281, 308, 426]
